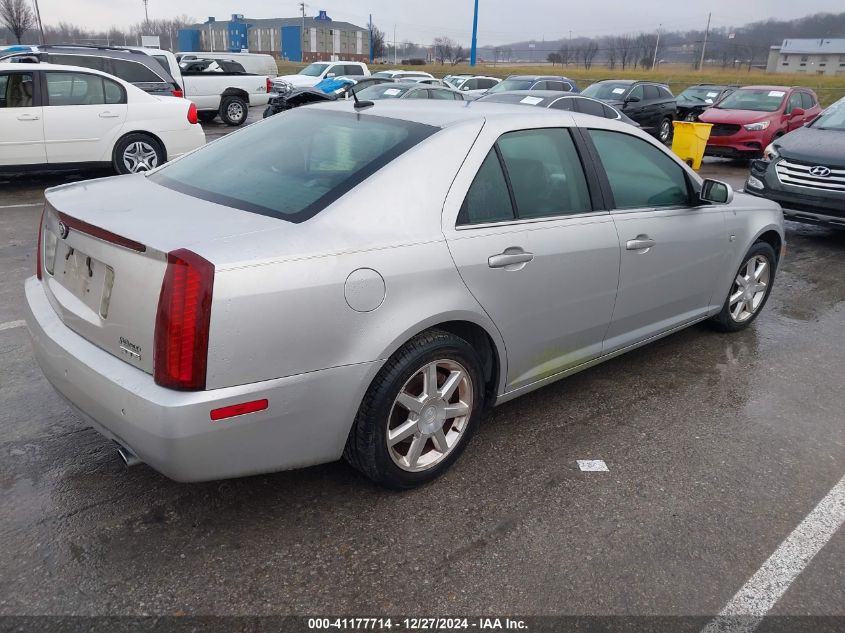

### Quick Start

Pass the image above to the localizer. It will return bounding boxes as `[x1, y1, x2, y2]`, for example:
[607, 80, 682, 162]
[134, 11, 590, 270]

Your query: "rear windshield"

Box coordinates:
[716, 89, 786, 112]
[150, 109, 437, 223]
[356, 84, 412, 99]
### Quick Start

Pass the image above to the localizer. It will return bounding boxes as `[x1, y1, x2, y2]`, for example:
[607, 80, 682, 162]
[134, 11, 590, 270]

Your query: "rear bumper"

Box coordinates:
[24, 276, 377, 481]
[159, 126, 206, 161]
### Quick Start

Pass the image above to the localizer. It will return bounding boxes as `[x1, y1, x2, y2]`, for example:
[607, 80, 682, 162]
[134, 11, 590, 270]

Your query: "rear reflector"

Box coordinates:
[57, 211, 146, 252]
[187, 101, 198, 125]
[36, 210, 44, 280]
[210, 399, 269, 421]
[154, 249, 214, 391]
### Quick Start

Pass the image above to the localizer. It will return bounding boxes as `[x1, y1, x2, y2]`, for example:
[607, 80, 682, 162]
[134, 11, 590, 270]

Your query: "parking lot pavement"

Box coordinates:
[0, 125, 842, 625]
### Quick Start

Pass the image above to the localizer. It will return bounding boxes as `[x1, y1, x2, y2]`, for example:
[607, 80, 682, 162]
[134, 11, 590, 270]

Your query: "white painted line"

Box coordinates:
[0, 202, 43, 209]
[577, 459, 609, 472]
[701, 473, 845, 633]
[0, 320, 26, 332]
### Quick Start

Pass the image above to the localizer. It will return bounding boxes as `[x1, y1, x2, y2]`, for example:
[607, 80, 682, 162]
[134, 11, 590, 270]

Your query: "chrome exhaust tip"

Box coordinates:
[115, 443, 142, 467]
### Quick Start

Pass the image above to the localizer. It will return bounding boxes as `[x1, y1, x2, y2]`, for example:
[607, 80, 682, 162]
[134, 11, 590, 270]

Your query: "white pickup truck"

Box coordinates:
[272, 60, 370, 94]
[147, 49, 271, 126]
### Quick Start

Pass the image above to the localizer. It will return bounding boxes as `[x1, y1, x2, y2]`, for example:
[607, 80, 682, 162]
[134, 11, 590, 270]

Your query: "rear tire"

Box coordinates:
[112, 133, 165, 175]
[344, 330, 485, 489]
[657, 117, 673, 144]
[197, 111, 217, 123]
[219, 96, 248, 126]
[710, 242, 777, 332]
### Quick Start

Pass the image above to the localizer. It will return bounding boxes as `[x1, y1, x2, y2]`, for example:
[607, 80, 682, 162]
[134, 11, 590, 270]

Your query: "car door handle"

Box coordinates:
[488, 248, 534, 270]
[626, 236, 657, 251]
[99, 112, 120, 118]
[16, 113, 40, 121]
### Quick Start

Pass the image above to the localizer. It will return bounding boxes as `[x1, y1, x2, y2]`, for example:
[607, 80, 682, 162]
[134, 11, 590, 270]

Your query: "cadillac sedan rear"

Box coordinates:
[25, 105, 474, 482]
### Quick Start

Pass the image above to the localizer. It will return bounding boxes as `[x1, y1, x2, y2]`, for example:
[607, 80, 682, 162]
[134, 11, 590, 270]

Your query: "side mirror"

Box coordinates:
[790, 107, 805, 118]
[625, 95, 641, 103]
[326, 72, 335, 78]
[700, 179, 734, 205]
[461, 85, 469, 91]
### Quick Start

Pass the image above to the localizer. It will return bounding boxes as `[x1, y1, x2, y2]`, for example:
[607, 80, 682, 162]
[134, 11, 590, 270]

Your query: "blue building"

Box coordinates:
[177, 12, 370, 62]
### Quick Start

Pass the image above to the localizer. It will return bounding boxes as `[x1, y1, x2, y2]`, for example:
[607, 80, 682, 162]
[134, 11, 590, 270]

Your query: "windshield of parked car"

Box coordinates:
[485, 79, 535, 94]
[581, 82, 632, 100]
[299, 63, 330, 77]
[678, 86, 725, 104]
[715, 89, 786, 112]
[808, 100, 845, 131]
[150, 109, 437, 223]
[355, 84, 413, 99]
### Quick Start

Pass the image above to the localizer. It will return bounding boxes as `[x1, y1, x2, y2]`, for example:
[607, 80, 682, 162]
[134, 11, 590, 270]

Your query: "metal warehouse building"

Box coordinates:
[178, 11, 370, 62]
[766, 38, 845, 76]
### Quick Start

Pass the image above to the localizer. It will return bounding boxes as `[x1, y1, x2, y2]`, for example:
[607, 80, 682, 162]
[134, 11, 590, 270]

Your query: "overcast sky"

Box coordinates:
[36, 0, 845, 45]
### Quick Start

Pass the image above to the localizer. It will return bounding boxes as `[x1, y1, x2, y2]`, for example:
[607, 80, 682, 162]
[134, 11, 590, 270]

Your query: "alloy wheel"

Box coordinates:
[122, 141, 159, 173]
[728, 255, 771, 323]
[659, 119, 672, 142]
[387, 359, 474, 472]
[227, 101, 245, 122]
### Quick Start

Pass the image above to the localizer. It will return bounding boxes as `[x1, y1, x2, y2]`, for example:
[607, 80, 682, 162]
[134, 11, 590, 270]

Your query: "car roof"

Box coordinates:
[484, 90, 579, 98]
[734, 85, 797, 91]
[506, 75, 573, 80]
[0, 61, 145, 89]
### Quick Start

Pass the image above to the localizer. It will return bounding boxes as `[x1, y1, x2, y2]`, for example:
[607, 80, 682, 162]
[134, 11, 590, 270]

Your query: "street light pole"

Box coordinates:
[651, 23, 661, 69]
[470, 0, 479, 67]
[31, 0, 45, 44]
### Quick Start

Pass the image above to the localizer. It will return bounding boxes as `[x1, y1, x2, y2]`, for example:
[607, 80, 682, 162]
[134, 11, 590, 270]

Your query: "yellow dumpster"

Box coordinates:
[671, 121, 713, 170]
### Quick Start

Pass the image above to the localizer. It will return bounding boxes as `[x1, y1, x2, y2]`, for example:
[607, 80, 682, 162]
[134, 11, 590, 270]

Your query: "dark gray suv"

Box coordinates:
[0, 45, 182, 97]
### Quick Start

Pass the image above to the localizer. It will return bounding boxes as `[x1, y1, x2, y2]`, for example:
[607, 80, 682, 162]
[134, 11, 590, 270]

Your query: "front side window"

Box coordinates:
[627, 85, 644, 101]
[150, 109, 437, 223]
[786, 92, 802, 113]
[45, 72, 105, 106]
[0, 72, 35, 108]
[589, 129, 689, 209]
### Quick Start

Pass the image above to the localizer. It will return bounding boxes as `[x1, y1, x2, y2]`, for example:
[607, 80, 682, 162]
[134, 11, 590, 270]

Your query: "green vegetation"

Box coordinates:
[275, 61, 845, 106]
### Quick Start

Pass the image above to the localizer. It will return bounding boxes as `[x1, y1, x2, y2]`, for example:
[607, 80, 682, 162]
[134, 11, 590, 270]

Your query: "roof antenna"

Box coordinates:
[350, 85, 374, 110]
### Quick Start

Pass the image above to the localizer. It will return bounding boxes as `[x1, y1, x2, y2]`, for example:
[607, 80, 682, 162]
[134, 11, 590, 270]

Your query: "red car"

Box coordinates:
[699, 85, 822, 159]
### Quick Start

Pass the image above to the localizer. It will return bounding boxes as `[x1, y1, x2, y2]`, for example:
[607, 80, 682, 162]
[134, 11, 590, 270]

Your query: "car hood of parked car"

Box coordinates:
[774, 125, 845, 166]
[699, 107, 773, 125]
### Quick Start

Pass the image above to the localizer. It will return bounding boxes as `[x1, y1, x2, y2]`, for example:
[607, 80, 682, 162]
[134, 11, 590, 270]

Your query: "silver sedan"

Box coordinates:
[25, 100, 784, 488]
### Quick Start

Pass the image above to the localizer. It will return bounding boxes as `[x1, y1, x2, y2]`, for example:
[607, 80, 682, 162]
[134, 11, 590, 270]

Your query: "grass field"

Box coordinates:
[275, 61, 845, 106]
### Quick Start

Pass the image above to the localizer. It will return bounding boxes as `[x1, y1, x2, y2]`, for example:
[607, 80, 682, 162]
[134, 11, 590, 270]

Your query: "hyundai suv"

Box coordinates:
[582, 80, 677, 143]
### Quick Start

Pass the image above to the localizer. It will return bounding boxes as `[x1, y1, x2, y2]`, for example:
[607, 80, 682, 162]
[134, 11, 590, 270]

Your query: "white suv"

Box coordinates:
[273, 61, 369, 93]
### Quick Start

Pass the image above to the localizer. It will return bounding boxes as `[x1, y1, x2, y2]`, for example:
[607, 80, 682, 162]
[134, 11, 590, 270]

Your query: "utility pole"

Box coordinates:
[300, 2, 306, 61]
[368, 14, 373, 62]
[651, 23, 661, 69]
[142, 0, 149, 26]
[698, 12, 711, 71]
[470, 0, 479, 66]
[393, 24, 396, 64]
[32, 0, 45, 44]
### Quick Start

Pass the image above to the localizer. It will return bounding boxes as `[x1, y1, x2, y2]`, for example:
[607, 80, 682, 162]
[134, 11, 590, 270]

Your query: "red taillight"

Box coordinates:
[172, 88, 184, 98]
[187, 101, 198, 125]
[210, 399, 269, 421]
[154, 249, 214, 391]
[36, 210, 44, 280]
[266, 77, 273, 93]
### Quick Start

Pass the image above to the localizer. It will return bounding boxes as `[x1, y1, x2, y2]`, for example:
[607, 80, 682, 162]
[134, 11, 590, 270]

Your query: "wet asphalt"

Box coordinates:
[0, 110, 842, 625]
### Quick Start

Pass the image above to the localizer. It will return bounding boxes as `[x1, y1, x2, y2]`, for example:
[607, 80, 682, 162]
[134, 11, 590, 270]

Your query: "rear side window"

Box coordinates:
[458, 150, 515, 225]
[550, 97, 575, 111]
[497, 129, 591, 219]
[602, 104, 620, 119]
[545, 81, 566, 91]
[643, 85, 661, 100]
[589, 129, 689, 209]
[0, 72, 35, 108]
[50, 54, 106, 72]
[800, 92, 815, 109]
[477, 79, 497, 89]
[45, 72, 106, 106]
[658, 86, 673, 99]
[104, 78, 125, 104]
[109, 58, 164, 83]
[344, 64, 364, 76]
[575, 98, 607, 118]
[430, 88, 458, 100]
[151, 109, 437, 223]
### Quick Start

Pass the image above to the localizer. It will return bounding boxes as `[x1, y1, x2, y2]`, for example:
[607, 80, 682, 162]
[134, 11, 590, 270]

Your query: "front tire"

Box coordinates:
[710, 242, 777, 332]
[112, 133, 165, 175]
[344, 330, 485, 489]
[219, 96, 248, 126]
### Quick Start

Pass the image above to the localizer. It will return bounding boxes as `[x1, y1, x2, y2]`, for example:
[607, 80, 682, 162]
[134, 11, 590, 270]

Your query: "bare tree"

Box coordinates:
[0, 0, 35, 43]
[581, 40, 599, 69]
[547, 51, 562, 66]
[433, 36, 457, 65]
[606, 41, 617, 70]
[615, 35, 635, 70]
[452, 45, 466, 65]
[369, 24, 386, 59]
[558, 43, 574, 67]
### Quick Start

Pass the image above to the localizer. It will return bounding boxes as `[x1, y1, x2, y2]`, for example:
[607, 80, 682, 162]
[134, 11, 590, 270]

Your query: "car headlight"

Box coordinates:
[273, 80, 293, 95]
[745, 175, 765, 190]
[743, 120, 770, 131]
[763, 143, 780, 162]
